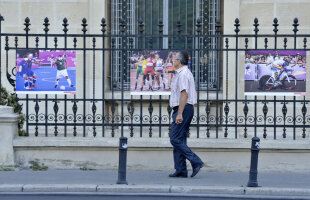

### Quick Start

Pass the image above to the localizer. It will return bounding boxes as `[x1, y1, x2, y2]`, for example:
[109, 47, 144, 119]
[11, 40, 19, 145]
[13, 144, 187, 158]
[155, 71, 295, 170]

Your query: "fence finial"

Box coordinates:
[43, 17, 49, 33]
[216, 20, 221, 33]
[119, 18, 126, 34]
[24, 17, 31, 32]
[15, 36, 18, 48]
[138, 18, 144, 34]
[245, 38, 248, 49]
[81, 18, 87, 33]
[273, 18, 278, 33]
[101, 18, 106, 34]
[176, 19, 182, 34]
[253, 18, 259, 34]
[234, 18, 240, 33]
[293, 18, 299, 33]
[92, 37, 96, 48]
[35, 37, 39, 48]
[158, 18, 163, 34]
[195, 18, 201, 33]
[63, 18, 68, 33]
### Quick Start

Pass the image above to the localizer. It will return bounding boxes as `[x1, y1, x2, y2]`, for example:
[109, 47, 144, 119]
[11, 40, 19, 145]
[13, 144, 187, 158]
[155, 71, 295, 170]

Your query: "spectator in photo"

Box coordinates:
[274, 51, 279, 60]
[297, 54, 303, 64]
[267, 52, 274, 64]
[245, 54, 251, 64]
[259, 56, 266, 64]
[302, 57, 306, 68]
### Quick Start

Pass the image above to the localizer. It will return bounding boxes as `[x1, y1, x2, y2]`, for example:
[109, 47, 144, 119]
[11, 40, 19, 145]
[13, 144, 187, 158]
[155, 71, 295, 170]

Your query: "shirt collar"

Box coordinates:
[176, 65, 187, 74]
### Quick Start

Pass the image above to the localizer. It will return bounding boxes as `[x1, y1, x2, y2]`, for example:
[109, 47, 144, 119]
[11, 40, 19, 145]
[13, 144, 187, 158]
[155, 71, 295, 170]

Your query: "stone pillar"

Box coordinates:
[0, 106, 20, 166]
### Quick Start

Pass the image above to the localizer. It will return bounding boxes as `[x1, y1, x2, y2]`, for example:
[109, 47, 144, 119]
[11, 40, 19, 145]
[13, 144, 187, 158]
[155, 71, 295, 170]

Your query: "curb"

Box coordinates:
[0, 184, 309, 196]
[170, 186, 244, 195]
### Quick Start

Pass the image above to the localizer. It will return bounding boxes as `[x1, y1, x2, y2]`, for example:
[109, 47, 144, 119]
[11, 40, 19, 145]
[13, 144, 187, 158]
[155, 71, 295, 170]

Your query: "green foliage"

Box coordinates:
[0, 87, 26, 136]
[0, 165, 15, 171]
[29, 162, 48, 171]
[80, 166, 96, 171]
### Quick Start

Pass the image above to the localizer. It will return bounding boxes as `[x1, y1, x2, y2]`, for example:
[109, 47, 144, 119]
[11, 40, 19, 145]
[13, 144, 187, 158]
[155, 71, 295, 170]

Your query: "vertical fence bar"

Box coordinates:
[92, 37, 97, 137]
[158, 18, 163, 138]
[0, 15, 3, 101]
[195, 18, 200, 138]
[24, 17, 30, 136]
[121, 0, 128, 138]
[234, 18, 240, 139]
[293, 18, 299, 140]
[215, 19, 221, 138]
[138, 18, 144, 138]
[274, 96, 276, 139]
[63, 18, 68, 137]
[253, 18, 259, 138]
[224, 38, 229, 138]
[82, 18, 87, 137]
[43, 17, 49, 137]
[101, 18, 106, 137]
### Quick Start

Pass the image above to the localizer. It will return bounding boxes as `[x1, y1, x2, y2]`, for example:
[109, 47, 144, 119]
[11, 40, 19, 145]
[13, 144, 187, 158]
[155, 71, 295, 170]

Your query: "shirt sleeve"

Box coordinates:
[178, 73, 190, 93]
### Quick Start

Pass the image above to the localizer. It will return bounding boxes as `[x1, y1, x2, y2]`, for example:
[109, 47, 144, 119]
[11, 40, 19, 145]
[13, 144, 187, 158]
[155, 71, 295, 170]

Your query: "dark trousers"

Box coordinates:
[170, 104, 203, 175]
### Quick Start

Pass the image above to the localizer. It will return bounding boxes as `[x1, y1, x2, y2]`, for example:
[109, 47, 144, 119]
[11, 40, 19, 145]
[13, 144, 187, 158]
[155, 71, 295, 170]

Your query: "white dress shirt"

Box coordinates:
[169, 65, 197, 108]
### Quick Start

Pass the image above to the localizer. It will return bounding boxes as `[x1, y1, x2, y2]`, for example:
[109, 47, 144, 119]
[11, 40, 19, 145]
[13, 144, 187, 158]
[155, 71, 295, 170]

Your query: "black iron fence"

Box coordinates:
[0, 14, 309, 140]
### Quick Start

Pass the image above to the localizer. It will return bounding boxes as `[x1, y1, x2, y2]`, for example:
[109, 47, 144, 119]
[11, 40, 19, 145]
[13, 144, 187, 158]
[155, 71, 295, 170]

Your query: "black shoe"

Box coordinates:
[70, 85, 74, 88]
[191, 163, 204, 178]
[54, 84, 58, 88]
[169, 172, 188, 178]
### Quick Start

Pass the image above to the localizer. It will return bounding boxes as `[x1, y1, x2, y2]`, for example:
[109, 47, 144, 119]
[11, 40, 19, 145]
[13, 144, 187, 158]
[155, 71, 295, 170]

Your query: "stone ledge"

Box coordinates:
[0, 106, 20, 122]
[13, 137, 310, 150]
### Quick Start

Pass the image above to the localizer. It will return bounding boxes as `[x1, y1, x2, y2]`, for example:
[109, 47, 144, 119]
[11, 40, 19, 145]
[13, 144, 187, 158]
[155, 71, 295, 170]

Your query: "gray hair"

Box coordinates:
[177, 51, 189, 65]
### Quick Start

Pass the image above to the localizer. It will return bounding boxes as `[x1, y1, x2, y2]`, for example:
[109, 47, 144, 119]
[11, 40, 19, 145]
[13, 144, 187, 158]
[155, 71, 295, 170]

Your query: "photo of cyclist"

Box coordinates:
[244, 50, 306, 96]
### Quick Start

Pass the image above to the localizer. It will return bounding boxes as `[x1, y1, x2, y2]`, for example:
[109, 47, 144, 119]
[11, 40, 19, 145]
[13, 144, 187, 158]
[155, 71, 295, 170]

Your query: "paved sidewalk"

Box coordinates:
[0, 170, 309, 197]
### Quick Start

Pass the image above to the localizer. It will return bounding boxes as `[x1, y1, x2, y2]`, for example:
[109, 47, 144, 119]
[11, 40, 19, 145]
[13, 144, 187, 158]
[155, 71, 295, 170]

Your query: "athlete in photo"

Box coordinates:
[27, 53, 39, 89]
[135, 55, 145, 90]
[16, 53, 20, 77]
[142, 54, 155, 91]
[18, 55, 31, 89]
[53, 55, 74, 88]
[154, 54, 165, 89]
[49, 54, 55, 67]
[17, 53, 39, 90]
[166, 52, 175, 89]
[269, 58, 295, 81]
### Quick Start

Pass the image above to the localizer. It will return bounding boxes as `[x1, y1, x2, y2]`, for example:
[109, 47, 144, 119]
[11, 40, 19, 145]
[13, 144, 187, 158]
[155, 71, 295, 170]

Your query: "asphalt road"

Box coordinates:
[0, 170, 309, 189]
[0, 193, 309, 200]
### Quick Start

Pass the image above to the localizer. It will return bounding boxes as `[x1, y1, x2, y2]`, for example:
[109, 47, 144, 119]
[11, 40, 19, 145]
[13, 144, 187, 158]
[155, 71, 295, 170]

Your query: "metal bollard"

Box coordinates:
[247, 137, 260, 187]
[116, 137, 128, 184]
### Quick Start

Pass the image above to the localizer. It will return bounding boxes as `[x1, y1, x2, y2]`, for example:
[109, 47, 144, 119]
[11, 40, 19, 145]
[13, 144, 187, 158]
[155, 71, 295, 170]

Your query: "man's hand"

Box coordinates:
[176, 113, 183, 124]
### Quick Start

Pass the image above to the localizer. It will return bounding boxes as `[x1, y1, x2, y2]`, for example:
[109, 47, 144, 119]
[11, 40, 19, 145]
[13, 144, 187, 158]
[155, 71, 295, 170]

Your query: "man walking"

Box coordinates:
[169, 51, 204, 178]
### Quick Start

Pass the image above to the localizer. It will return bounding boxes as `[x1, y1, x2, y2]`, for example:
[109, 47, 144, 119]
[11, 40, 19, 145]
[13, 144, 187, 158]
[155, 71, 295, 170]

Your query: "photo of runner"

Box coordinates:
[130, 50, 180, 95]
[16, 50, 76, 94]
[244, 50, 306, 96]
